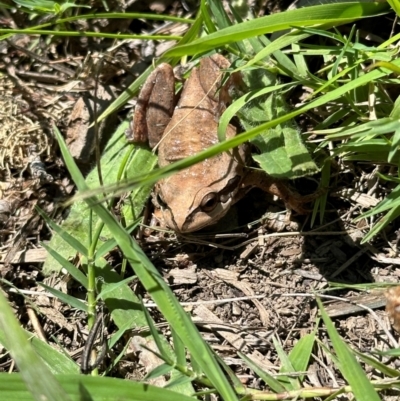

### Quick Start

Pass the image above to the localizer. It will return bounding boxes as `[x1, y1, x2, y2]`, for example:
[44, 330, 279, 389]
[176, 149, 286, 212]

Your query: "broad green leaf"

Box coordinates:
[43, 121, 157, 274]
[95, 276, 136, 300]
[236, 64, 318, 178]
[29, 337, 78, 374]
[218, 82, 292, 142]
[37, 206, 88, 257]
[219, 77, 318, 179]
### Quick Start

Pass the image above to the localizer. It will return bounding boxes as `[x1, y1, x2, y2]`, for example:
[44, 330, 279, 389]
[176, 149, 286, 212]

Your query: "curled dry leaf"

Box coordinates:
[385, 286, 400, 332]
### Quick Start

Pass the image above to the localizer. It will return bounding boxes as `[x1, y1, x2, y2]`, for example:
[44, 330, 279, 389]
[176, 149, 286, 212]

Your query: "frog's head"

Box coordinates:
[155, 158, 243, 233]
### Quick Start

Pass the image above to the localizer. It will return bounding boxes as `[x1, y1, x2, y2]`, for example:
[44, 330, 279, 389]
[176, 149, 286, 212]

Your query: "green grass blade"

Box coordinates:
[0, 291, 71, 401]
[171, 326, 186, 366]
[54, 125, 238, 400]
[356, 183, 400, 217]
[218, 82, 293, 141]
[56, 12, 194, 25]
[165, 3, 389, 57]
[145, 362, 174, 380]
[201, 0, 217, 34]
[389, 126, 400, 163]
[354, 349, 400, 377]
[37, 206, 88, 257]
[41, 242, 88, 289]
[238, 30, 311, 75]
[164, 374, 194, 389]
[387, 0, 400, 15]
[317, 298, 381, 401]
[375, 347, 400, 357]
[0, 329, 79, 374]
[39, 283, 88, 312]
[311, 159, 330, 226]
[360, 203, 400, 243]
[142, 300, 174, 363]
[215, 353, 246, 393]
[96, 12, 204, 124]
[273, 336, 300, 390]
[94, 264, 193, 394]
[0, 373, 199, 401]
[209, 0, 245, 54]
[238, 352, 286, 393]
[288, 331, 316, 382]
[95, 218, 140, 260]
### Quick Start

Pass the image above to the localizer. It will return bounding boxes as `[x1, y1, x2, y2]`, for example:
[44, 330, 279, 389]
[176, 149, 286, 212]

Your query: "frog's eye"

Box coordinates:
[200, 192, 219, 212]
[156, 192, 167, 208]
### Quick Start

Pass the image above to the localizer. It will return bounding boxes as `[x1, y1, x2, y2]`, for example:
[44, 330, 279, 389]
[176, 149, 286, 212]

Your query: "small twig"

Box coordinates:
[329, 247, 369, 278]
[26, 307, 47, 343]
[6, 40, 75, 77]
[81, 312, 107, 374]
[281, 292, 398, 348]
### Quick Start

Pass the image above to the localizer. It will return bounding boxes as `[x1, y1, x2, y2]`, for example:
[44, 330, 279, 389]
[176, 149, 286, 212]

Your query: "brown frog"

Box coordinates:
[130, 54, 315, 233]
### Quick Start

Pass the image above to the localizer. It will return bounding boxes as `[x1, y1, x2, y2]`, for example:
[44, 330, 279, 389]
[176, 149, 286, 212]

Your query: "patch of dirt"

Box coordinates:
[136, 202, 399, 391]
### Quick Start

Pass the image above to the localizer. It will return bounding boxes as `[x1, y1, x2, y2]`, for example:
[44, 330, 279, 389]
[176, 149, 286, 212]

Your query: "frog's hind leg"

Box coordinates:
[133, 64, 176, 148]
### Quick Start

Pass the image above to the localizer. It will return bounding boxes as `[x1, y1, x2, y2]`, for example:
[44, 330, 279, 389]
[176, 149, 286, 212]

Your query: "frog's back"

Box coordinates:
[158, 66, 235, 166]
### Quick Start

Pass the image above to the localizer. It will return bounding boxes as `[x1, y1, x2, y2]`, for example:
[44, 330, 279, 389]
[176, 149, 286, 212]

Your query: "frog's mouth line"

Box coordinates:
[180, 200, 234, 233]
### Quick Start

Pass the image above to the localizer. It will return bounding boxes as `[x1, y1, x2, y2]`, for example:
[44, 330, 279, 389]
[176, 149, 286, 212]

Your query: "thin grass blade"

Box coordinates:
[54, 125, 238, 401]
[39, 283, 88, 312]
[318, 298, 381, 401]
[0, 291, 71, 401]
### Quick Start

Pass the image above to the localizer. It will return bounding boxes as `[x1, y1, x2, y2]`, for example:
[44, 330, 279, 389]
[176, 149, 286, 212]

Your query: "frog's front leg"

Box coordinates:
[243, 169, 320, 215]
[130, 63, 176, 148]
